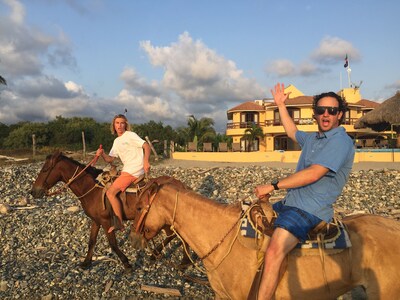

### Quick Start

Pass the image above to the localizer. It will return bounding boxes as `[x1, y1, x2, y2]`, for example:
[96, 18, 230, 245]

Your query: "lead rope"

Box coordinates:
[317, 233, 331, 297]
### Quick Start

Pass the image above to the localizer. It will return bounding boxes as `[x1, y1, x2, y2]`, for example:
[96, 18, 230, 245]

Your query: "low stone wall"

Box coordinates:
[172, 150, 400, 163]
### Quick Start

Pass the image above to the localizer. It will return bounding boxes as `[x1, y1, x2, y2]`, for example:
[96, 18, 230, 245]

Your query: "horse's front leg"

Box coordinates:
[80, 221, 100, 269]
[151, 233, 176, 260]
[105, 231, 133, 273]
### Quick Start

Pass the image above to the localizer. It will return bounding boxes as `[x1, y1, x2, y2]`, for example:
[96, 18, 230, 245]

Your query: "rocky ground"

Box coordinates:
[0, 159, 399, 299]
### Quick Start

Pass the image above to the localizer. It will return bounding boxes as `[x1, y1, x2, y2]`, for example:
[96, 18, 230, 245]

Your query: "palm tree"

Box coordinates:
[243, 123, 264, 152]
[187, 115, 216, 144]
[0, 75, 6, 85]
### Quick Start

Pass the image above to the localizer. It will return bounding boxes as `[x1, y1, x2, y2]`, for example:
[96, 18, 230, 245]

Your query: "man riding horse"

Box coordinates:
[254, 83, 355, 299]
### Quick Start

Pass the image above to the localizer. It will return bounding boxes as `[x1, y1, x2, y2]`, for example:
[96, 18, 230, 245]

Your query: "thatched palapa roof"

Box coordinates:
[354, 92, 400, 132]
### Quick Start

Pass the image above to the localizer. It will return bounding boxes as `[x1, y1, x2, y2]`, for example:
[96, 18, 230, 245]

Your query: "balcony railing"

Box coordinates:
[227, 118, 360, 129]
[226, 122, 261, 129]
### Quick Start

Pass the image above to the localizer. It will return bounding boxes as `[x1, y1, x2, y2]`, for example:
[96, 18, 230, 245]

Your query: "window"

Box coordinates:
[343, 110, 351, 125]
[274, 108, 300, 125]
[240, 112, 259, 128]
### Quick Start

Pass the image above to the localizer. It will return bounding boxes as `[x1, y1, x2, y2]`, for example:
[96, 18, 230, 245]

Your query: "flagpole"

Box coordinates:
[347, 68, 351, 87]
[344, 55, 352, 87]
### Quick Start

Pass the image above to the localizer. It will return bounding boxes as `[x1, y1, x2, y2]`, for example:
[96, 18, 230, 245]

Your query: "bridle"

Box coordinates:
[41, 154, 100, 197]
[134, 179, 246, 273]
[134, 178, 175, 235]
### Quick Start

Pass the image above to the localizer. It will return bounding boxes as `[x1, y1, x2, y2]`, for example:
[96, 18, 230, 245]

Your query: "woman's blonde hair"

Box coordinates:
[110, 114, 131, 135]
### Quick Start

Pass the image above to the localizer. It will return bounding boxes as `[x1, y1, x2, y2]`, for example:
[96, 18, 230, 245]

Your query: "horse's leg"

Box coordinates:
[80, 221, 100, 269]
[150, 234, 176, 260]
[105, 231, 133, 273]
[178, 240, 195, 270]
[153, 228, 193, 269]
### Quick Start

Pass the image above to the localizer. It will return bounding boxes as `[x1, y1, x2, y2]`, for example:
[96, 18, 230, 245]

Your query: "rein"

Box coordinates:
[46, 155, 100, 197]
[168, 190, 244, 273]
[134, 180, 246, 273]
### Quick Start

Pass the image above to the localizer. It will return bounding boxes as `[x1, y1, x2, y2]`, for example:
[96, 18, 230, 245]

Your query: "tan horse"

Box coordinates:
[132, 177, 400, 299]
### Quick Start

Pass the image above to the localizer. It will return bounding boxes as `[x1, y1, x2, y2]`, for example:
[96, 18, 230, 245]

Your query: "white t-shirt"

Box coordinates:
[109, 131, 145, 177]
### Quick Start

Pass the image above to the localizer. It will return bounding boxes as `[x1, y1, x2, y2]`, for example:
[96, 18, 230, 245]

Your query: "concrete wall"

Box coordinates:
[172, 150, 400, 163]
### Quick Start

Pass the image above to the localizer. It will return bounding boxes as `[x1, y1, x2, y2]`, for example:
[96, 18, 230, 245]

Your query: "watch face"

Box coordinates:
[272, 179, 278, 185]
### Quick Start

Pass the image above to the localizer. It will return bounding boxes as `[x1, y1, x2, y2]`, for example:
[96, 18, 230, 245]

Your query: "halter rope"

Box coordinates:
[168, 190, 245, 273]
[46, 155, 100, 197]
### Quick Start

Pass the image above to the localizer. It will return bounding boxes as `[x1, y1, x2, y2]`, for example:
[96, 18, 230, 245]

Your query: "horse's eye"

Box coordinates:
[137, 207, 142, 212]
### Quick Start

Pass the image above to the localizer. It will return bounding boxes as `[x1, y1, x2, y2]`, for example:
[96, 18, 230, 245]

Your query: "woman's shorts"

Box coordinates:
[272, 201, 322, 242]
[112, 172, 137, 192]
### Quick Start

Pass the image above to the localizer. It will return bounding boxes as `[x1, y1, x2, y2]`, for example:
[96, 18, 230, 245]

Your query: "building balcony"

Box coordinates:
[226, 121, 262, 129]
[228, 117, 360, 130]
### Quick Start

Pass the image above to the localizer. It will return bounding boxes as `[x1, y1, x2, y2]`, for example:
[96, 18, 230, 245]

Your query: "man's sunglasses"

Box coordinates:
[314, 106, 339, 116]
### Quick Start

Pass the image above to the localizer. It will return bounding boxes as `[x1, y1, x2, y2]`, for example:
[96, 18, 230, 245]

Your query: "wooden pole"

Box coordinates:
[163, 140, 168, 158]
[145, 136, 159, 161]
[141, 285, 182, 297]
[82, 131, 86, 159]
[32, 134, 36, 157]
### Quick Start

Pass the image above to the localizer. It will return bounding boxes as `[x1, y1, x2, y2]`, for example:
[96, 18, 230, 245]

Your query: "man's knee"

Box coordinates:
[265, 241, 283, 261]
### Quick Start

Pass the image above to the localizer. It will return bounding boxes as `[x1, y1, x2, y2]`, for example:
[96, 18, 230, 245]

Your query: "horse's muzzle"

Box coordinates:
[129, 231, 147, 250]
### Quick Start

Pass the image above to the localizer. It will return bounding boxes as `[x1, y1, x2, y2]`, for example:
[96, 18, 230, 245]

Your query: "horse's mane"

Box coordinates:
[164, 179, 241, 214]
[59, 153, 103, 179]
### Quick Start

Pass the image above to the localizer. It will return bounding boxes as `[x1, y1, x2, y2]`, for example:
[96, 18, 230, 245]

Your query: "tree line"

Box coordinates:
[0, 115, 233, 155]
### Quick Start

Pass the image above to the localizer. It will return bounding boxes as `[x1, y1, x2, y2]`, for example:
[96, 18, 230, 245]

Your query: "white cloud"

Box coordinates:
[311, 36, 361, 64]
[140, 32, 264, 104]
[266, 36, 360, 79]
[0, 0, 76, 78]
[1, 2, 265, 132]
[65, 81, 85, 95]
[3, 0, 25, 24]
[267, 59, 296, 77]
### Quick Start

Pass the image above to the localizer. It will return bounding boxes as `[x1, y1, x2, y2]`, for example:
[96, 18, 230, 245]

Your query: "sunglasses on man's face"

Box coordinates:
[314, 106, 339, 116]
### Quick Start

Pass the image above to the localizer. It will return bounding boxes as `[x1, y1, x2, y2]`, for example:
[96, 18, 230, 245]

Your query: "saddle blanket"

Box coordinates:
[295, 225, 352, 249]
[240, 203, 352, 249]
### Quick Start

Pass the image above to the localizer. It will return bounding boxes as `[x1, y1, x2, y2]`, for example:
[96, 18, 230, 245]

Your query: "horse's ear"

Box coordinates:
[50, 150, 62, 165]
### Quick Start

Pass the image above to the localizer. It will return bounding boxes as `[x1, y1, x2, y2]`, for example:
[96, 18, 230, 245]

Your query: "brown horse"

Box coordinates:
[30, 151, 186, 272]
[132, 177, 400, 299]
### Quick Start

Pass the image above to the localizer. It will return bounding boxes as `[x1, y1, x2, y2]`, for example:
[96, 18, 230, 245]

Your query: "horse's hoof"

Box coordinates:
[123, 265, 133, 274]
[176, 262, 191, 271]
[150, 253, 162, 261]
[80, 261, 92, 270]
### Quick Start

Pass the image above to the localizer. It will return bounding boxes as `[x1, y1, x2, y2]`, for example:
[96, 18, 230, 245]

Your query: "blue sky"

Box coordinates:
[1, 0, 399, 132]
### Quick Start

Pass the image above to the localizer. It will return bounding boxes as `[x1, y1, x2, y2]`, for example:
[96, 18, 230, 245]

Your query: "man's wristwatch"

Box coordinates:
[271, 179, 280, 190]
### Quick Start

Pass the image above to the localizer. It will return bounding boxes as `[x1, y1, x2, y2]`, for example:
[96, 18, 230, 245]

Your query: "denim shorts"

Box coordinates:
[272, 201, 322, 242]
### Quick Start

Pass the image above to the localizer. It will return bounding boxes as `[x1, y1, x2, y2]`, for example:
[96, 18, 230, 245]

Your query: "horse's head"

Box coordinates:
[30, 151, 65, 198]
[130, 176, 188, 249]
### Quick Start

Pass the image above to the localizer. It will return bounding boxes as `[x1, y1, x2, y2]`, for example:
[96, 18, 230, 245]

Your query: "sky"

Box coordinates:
[1, 0, 399, 133]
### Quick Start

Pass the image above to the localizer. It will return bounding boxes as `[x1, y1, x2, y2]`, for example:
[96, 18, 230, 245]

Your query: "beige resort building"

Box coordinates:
[226, 85, 387, 152]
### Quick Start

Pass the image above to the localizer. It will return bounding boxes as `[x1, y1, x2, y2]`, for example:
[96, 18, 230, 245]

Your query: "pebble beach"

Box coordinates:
[1, 158, 399, 299]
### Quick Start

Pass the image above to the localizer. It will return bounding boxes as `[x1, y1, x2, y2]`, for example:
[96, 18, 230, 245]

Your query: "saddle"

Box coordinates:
[240, 199, 351, 249]
[96, 169, 148, 216]
[245, 200, 352, 300]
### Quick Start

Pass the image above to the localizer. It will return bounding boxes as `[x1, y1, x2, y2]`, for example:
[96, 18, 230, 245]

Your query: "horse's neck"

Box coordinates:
[62, 161, 97, 199]
[161, 186, 240, 261]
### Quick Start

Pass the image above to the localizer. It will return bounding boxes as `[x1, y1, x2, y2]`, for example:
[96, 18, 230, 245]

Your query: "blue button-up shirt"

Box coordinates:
[283, 127, 355, 222]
